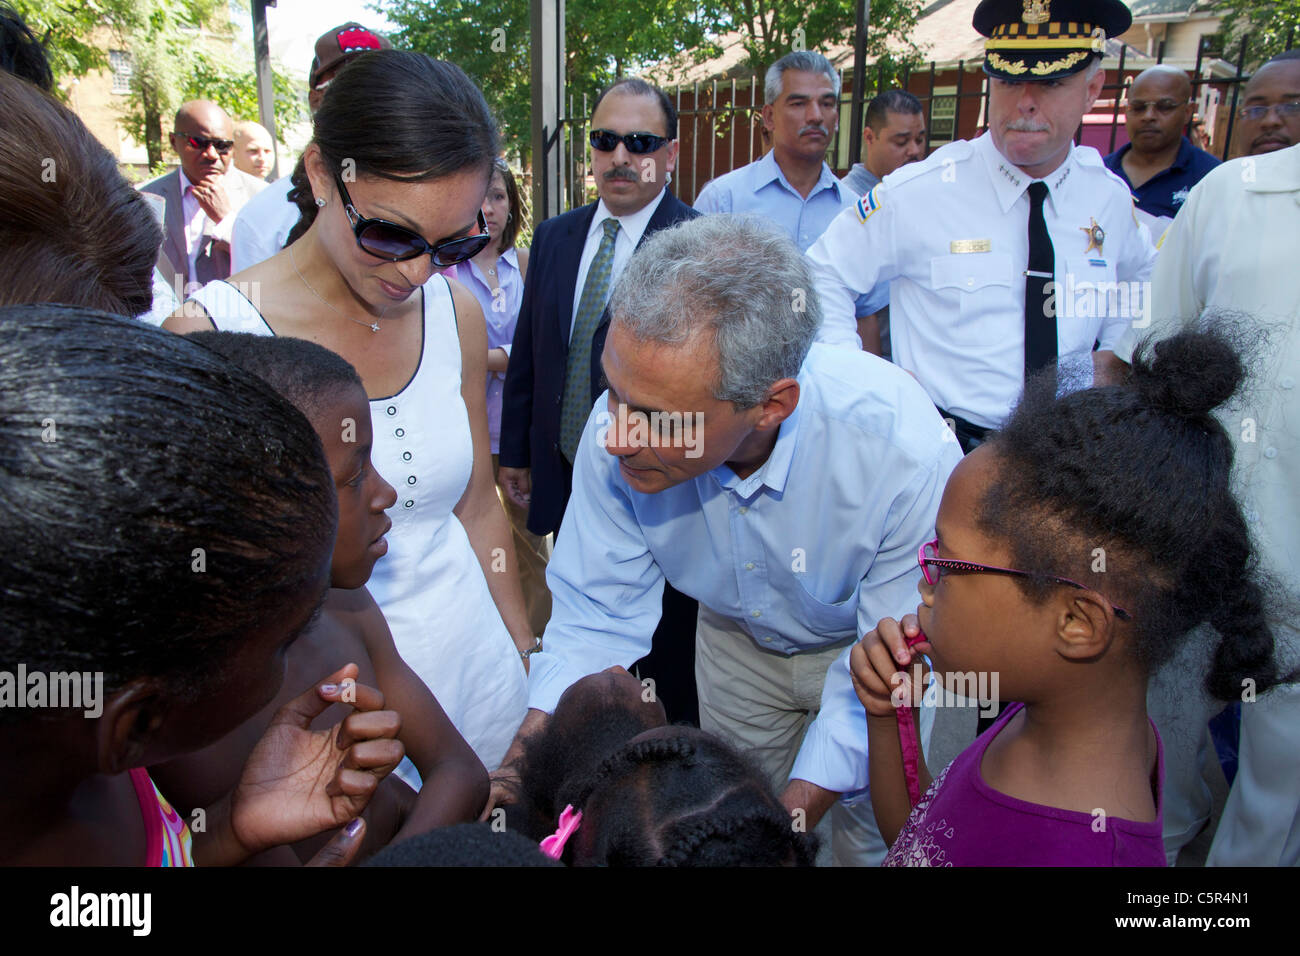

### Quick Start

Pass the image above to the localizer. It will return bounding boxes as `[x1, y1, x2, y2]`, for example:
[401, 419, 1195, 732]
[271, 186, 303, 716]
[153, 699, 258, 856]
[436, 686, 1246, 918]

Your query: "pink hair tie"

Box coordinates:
[539, 804, 583, 860]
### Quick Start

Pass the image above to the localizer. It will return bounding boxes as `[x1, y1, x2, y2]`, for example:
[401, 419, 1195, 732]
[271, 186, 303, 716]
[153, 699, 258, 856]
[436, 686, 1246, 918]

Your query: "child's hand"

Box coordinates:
[849, 615, 932, 720]
[229, 663, 405, 857]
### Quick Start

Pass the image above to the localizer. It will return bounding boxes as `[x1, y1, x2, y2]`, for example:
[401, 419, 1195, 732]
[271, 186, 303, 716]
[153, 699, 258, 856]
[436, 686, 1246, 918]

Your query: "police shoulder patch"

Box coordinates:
[855, 184, 883, 223]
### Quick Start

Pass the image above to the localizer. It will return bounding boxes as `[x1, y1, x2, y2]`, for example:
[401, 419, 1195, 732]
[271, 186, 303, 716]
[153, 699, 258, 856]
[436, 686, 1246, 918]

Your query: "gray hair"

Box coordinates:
[764, 51, 841, 105]
[607, 215, 819, 410]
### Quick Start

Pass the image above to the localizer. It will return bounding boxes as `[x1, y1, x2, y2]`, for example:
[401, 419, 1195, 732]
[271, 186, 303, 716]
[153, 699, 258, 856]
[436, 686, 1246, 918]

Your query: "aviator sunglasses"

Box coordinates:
[333, 174, 491, 266]
[589, 129, 671, 154]
[918, 538, 1132, 621]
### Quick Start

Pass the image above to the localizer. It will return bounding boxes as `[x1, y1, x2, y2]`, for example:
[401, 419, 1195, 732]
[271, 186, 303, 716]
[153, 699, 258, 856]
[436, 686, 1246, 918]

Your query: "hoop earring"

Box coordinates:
[315, 197, 326, 208]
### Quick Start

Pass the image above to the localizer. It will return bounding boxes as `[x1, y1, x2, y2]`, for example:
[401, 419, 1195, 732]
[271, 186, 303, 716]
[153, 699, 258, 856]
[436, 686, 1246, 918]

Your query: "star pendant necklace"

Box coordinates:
[290, 242, 390, 333]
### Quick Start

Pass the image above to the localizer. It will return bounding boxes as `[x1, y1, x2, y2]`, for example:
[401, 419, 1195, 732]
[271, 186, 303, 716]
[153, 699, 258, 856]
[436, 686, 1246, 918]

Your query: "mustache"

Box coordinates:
[799, 124, 829, 136]
[603, 167, 640, 182]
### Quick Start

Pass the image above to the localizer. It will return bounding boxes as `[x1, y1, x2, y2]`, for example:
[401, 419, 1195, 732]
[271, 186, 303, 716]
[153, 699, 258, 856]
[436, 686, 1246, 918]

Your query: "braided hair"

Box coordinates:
[556, 728, 817, 867]
[980, 327, 1294, 701]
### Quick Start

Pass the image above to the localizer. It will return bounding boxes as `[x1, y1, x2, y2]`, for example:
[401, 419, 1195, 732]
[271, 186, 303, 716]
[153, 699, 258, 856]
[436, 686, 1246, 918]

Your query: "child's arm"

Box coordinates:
[850, 615, 933, 847]
[334, 587, 490, 836]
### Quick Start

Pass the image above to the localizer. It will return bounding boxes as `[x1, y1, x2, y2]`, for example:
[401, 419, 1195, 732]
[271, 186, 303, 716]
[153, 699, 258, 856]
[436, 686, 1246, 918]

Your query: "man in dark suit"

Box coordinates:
[499, 77, 700, 722]
[140, 100, 266, 300]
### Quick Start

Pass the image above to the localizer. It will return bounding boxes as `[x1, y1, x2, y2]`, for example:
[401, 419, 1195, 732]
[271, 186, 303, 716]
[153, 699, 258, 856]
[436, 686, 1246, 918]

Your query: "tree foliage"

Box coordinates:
[380, 0, 926, 162]
[380, 0, 723, 159]
[14, 0, 306, 167]
[1215, 0, 1300, 67]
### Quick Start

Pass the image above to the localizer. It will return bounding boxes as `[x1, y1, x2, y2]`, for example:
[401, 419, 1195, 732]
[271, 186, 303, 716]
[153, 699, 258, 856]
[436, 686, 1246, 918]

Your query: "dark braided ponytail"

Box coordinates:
[979, 326, 1294, 701]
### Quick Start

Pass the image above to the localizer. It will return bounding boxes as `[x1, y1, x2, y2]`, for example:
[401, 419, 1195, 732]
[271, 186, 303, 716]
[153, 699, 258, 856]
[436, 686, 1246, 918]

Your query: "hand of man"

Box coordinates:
[191, 177, 232, 224]
[497, 465, 532, 510]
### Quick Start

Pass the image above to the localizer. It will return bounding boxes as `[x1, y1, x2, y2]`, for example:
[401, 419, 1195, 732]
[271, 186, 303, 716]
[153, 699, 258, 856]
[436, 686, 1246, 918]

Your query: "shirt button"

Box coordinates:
[738, 506, 749, 515]
[1264, 447, 1278, 459]
[404, 500, 414, 509]
[763, 636, 773, 643]
[407, 475, 417, 485]
[402, 451, 412, 461]
[966, 278, 975, 287]
[395, 428, 405, 438]
[1280, 377, 1295, 389]
[745, 562, 755, 571]
[387, 406, 397, 416]
[751, 610, 761, 618]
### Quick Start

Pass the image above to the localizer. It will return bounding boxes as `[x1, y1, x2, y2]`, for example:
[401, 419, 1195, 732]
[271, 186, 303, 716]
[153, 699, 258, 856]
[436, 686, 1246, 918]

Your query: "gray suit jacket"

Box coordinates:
[140, 167, 266, 296]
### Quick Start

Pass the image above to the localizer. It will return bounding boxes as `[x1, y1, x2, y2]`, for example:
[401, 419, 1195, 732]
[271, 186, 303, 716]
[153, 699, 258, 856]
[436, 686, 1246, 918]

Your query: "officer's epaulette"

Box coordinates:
[880, 138, 976, 192]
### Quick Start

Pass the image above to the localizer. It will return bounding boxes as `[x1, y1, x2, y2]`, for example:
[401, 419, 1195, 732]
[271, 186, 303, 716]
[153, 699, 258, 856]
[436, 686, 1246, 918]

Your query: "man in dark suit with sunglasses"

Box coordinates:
[140, 100, 266, 300]
[499, 77, 701, 722]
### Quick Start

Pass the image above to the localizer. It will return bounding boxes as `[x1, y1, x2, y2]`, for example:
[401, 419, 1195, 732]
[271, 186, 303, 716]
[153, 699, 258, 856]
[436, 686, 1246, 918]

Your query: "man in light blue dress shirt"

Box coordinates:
[693, 51, 886, 325]
[494, 215, 961, 863]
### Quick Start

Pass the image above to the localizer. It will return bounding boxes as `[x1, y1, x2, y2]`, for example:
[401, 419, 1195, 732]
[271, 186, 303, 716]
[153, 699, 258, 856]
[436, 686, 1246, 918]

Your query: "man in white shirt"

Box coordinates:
[1111, 144, 1300, 865]
[807, 0, 1155, 453]
[140, 100, 266, 301]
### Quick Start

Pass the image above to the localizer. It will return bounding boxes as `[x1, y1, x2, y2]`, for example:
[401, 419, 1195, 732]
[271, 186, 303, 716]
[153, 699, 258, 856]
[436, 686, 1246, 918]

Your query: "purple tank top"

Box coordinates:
[884, 702, 1167, 866]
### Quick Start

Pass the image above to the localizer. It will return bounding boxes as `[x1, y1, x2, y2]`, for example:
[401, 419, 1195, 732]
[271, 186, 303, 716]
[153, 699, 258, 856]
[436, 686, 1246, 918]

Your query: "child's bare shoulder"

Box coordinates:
[324, 587, 391, 656]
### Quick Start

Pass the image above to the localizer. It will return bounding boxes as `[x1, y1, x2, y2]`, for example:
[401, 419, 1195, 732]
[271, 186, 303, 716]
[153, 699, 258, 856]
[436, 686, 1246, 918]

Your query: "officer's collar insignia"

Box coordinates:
[1081, 217, 1105, 254]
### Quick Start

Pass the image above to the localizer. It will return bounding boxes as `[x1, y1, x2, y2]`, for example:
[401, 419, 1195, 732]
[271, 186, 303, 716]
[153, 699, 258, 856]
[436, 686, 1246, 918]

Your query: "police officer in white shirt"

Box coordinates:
[808, 0, 1157, 453]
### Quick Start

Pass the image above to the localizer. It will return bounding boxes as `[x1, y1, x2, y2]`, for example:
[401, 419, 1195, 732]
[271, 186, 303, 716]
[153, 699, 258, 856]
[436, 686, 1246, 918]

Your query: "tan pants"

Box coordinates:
[695, 603, 887, 866]
[492, 455, 553, 637]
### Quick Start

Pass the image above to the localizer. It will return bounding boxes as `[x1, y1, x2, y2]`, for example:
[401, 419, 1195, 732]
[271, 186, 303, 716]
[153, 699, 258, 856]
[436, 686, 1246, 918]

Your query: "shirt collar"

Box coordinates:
[1170, 136, 1196, 172]
[178, 168, 196, 195]
[707, 377, 804, 499]
[756, 149, 842, 201]
[466, 245, 519, 284]
[591, 189, 666, 247]
[978, 131, 1076, 213]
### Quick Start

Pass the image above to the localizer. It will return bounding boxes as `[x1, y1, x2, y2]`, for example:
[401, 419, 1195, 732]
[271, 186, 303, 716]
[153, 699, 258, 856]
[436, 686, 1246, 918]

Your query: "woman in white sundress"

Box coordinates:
[164, 51, 532, 773]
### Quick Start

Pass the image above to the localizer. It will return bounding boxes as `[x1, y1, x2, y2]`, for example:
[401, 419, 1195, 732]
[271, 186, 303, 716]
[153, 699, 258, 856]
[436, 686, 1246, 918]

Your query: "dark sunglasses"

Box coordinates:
[589, 129, 671, 154]
[334, 174, 491, 266]
[918, 538, 1133, 621]
[174, 133, 234, 154]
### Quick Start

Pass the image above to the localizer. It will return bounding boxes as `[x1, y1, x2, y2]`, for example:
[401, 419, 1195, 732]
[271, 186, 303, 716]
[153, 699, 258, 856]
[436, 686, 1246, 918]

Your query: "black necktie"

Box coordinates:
[1024, 181, 1057, 381]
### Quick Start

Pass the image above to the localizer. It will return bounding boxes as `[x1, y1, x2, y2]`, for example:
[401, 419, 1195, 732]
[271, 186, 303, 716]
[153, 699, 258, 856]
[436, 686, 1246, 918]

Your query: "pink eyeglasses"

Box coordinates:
[918, 538, 1132, 621]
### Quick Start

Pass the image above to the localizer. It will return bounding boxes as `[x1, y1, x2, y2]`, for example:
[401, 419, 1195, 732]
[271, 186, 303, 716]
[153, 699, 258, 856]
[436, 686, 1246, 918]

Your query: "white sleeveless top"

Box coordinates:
[189, 277, 527, 773]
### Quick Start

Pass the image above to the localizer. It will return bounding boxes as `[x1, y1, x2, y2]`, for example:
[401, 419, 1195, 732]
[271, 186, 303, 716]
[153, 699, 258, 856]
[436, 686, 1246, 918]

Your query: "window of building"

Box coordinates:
[109, 50, 132, 95]
[929, 86, 958, 145]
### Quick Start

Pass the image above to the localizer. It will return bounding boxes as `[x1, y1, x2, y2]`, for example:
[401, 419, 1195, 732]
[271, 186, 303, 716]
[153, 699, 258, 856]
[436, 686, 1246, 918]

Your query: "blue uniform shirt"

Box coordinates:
[1103, 136, 1221, 220]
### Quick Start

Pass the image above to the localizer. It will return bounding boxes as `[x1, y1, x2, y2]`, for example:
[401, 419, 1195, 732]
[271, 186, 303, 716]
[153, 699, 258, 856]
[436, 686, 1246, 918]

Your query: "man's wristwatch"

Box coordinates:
[519, 637, 543, 663]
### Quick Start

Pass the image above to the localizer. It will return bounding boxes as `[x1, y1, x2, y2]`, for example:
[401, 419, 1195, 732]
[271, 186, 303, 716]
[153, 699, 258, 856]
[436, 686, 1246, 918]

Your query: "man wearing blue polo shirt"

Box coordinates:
[1104, 66, 1219, 230]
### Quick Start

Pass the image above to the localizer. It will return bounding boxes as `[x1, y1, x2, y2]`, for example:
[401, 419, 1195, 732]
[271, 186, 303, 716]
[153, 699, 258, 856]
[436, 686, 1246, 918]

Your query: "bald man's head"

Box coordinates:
[232, 120, 274, 179]
[169, 100, 234, 182]
[1124, 66, 1195, 157]
[1238, 55, 1300, 155]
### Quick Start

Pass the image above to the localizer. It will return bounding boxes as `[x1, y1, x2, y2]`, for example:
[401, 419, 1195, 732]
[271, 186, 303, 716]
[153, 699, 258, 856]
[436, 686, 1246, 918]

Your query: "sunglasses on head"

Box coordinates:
[174, 133, 234, 154]
[589, 129, 671, 154]
[333, 173, 491, 266]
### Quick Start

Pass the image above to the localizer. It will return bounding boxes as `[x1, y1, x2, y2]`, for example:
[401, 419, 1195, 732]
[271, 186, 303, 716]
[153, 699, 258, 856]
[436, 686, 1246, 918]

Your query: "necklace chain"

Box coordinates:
[289, 243, 388, 333]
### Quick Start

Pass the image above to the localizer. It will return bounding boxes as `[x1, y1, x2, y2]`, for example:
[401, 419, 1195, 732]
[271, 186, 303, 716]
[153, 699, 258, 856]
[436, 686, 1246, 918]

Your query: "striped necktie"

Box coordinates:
[560, 217, 620, 461]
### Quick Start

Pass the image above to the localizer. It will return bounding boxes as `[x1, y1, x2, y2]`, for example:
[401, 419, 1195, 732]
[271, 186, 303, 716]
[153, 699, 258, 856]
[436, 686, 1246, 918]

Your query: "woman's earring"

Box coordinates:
[315, 197, 326, 208]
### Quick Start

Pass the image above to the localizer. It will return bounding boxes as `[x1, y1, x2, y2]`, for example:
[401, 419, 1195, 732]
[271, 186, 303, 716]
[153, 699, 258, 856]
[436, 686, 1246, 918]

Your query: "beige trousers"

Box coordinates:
[694, 603, 887, 866]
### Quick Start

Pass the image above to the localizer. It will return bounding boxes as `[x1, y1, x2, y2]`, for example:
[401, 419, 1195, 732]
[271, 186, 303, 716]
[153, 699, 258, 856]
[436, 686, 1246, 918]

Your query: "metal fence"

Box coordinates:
[544, 29, 1287, 216]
